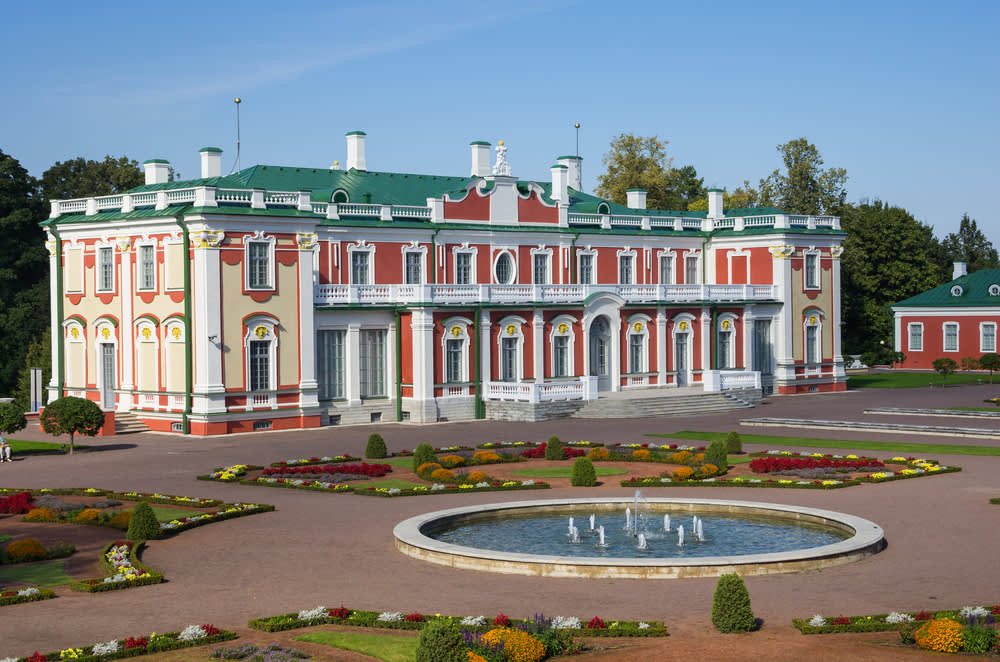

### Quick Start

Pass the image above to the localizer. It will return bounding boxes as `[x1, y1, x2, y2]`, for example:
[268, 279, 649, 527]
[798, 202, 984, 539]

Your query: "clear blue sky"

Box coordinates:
[2, 0, 996, 239]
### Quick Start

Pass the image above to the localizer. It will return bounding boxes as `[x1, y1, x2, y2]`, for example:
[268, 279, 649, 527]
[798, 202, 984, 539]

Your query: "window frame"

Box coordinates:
[493, 250, 515, 285]
[96, 244, 115, 293]
[243, 317, 278, 393]
[137, 242, 157, 291]
[347, 242, 375, 286]
[245, 235, 276, 290]
[530, 247, 552, 285]
[549, 315, 577, 378]
[803, 311, 823, 366]
[803, 249, 821, 290]
[496, 316, 526, 383]
[453, 246, 477, 285]
[617, 249, 636, 285]
[684, 253, 700, 284]
[316, 328, 346, 401]
[658, 250, 674, 285]
[907, 322, 924, 352]
[982, 322, 997, 353]
[943, 322, 959, 352]
[359, 328, 388, 398]
[718, 314, 738, 370]
[401, 245, 426, 285]
[577, 250, 596, 285]
[625, 315, 651, 374]
[440, 317, 472, 384]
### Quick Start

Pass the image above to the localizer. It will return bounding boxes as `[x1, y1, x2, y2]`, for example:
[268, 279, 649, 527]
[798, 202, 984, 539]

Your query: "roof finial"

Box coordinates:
[493, 140, 510, 176]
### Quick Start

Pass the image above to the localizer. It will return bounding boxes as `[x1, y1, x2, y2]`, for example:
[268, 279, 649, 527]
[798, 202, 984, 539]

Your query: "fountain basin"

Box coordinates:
[394, 497, 885, 579]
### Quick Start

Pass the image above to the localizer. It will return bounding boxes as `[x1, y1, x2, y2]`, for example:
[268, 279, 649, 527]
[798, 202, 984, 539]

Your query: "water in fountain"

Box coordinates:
[597, 525, 606, 547]
[568, 516, 574, 534]
[663, 514, 671, 532]
[696, 518, 705, 541]
[637, 533, 648, 549]
[570, 526, 580, 543]
[624, 507, 632, 533]
[589, 514, 595, 531]
[677, 524, 685, 546]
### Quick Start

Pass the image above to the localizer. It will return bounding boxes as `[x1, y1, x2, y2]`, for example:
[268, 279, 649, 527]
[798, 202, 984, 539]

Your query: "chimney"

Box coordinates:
[470, 141, 491, 177]
[953, 261, 968, 280]
[626, 188, 647, 210]
[707, 188, 724, 219]
[199, 147, 222, 178]
[557, 155, 582, 191]
[550, 164, 568, 203]
[143, 159, 169, 185]
[345, 131, 367, 171]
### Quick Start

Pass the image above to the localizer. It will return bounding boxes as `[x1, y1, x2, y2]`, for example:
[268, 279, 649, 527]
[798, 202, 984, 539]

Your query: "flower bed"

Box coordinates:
[749, 456, 884, 473]
[248, 605, 668, 637]
[2, 624, 236, 661]
[520, 443, 586, 459]
[246, 477, 355, 493]
[793, 604, 1000, 634]
[354, 480, 551, 497]
[157, 502, 273, 536]
[259, 462, 391, 478]
[477, 441, 540, 450]
[271, 455, 359, 467]
[0, 587, 56, 607]
[69, 540, 163, 593]
[621, 476, 858, 489]
[0, 488, 222, 509]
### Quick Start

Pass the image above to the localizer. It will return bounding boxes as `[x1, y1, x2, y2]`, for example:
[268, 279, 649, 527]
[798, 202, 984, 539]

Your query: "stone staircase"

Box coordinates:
[569, 387, 759, 419]
[114, 412, 151, 434]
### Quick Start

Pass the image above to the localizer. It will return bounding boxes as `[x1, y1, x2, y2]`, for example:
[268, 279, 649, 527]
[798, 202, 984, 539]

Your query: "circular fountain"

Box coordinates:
[393, 496, 884, 579]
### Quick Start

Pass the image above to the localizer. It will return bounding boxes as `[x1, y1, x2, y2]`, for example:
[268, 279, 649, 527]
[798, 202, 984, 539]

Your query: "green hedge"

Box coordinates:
[70, 541, 164, 593]
[0, 487, 222, 508]
[791, 607, 993, 634]
[0, 587, 56, 607]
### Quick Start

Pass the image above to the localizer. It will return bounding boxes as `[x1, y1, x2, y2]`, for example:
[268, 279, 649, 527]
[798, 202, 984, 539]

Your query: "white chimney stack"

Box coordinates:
[953, 261, 968, 280]
[557, 156, 582, 191]
[707, 188, 724, 219]
[626, 188, 647, 210]
[199, 147, 222, 178]
[346, 131, 367, 171]
[551, 164, 568, 202]
[143, 159, 169, 185]
[470, 141, 491, 177]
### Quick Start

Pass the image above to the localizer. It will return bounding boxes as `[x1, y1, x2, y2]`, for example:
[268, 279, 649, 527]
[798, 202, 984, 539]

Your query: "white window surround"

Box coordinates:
[981, 322, 997, 353]
[441, 317, 472, 384]
[907, 322, 924, 352]
[496, 315, 527, 382]
[163, 318, 186, 343]
[617, 248, 637, 284]
[530, 246, 553, 285]
[64, 319, 86, 344]
[718, 313, 738, 369]
[95, 240, 116, 293]
[134, 319, 160, 394]
[347, 241, 376, 285]
[625, 314, 652, 373]
[577, 247, 597, 285]
[492, 249, 516, 284]
[726, 248, 751, 285]
[803, 247, 821, 290]
[135, 239, 158, 291]
[942, 322, 959, 352]
[803, 309, 823, 367]
[684, 251, 701, 284]
[163, 236, 184, 292]
[63, 240, 85, 294]
[549, 314, 577, 378]
[244, 232, 276, 290]
[671, 313, 696, 378]
[400, 243, 427, 285]
[658, 250, 675, 284]
[243, 316, 279, 392]
[453, 244, 478, 284]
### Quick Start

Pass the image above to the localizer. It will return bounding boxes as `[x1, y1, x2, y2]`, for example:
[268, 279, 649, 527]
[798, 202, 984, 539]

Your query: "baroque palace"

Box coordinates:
[42, 132, 846, 435]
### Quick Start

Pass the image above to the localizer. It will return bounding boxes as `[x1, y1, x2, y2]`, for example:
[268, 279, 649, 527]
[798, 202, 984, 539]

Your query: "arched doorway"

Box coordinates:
[589, 315, 612, 391]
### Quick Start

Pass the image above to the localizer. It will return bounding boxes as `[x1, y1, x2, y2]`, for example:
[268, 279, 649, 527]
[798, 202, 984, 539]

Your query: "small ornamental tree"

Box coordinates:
[544, 436, 564, 460]
[415, 619, 466, 662]
[38, 396, 104, 455]
[126, 502, 160, 542]
[412, 443, 438, 472]
[570, 457, 597, 486]
[365, 433, 387, 459]
[0, 402, 27, 436]
[980, 353, 1000, 383]
[932, 357, 959, 386]
[711, 573, 756, 633]
[961, 356, 980, 373]
[725, 431, 743, 454]
[705, 440, 728, 472]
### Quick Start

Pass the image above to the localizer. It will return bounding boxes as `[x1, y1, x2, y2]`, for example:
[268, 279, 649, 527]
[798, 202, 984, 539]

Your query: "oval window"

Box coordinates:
[989, 284, 1000, 297]
[495, 252, 514, 284]
[951, 285, 964, 297]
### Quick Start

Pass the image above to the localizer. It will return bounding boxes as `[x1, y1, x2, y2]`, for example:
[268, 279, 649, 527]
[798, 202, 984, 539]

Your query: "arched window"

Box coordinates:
[718, 314, 738, 370]
[803, 310, 823, 366]
[626, 315, 651, 374]
[549, 315, 577, 378]
[441, 317, 472, 384]
[496, 316, 526, 382]
[244, 316, 278, 408]
[672, 314, 695, 386]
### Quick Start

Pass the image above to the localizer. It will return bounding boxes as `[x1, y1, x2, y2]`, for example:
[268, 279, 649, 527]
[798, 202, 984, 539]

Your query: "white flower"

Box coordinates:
[298, 605, 328, 620]
[377, 611, 403, 622]
[178, 624, 209, 641]
[522, 480, 535, 486]
[476, 482, 490, 488]
[750, 479, 762, 483]
[885, 612, 914, 623]
[660, 477, 671, 483]
[387, 488, 401, 495]
[16, 587, 40, 597]
[703, 478, 716, 482]
[91, 640, 120, 654]
[808, 615, 827, 627]
[551, 616, 581, 629]
[959, 606, 989, 619]
[637, 622, 650, 629]
[1, 657, 20, 662]
[461, 615, 487, 626]
[431, 484, 446, 491]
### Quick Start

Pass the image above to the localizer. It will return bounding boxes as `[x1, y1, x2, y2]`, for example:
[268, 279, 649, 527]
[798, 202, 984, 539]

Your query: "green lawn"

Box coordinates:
[0, 560, 73, 587]
[848, 372, 985, 389]
[351, 478, 426, 490]
[148, 505, 203, 522]
[511, 466, 629, 479]
[7, 439, 89, 455]
[652, 431, 1000, 456]
[950, 406, 1000, 412]
[295, 631, 418, 662]
[383, 456, 416, 468]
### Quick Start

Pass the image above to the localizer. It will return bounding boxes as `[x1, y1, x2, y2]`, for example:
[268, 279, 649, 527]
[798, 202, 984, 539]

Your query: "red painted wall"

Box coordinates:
[897, 314, 999, 370]
[444, 189, 490, 221]
[517, 192, 559, 224]
[750, 247, 772, 284]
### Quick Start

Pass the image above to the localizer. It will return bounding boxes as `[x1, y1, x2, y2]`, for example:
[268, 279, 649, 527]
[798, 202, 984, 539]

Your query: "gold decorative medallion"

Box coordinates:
[505, 324, 517, 337]
[171, 327, 182, 340]
[557, 322, 569, 334]
[141, 327, 151, 340]
[678, 321, 688, 332]
[809, 315, 817, 325]
[70, 327, 79, 339]
[633, 321, 643, 333]
[450, 325, 463, 338]
[101, 327, 111, 340]
[255, 325, 269, 339]
[722, 320, 731, 330]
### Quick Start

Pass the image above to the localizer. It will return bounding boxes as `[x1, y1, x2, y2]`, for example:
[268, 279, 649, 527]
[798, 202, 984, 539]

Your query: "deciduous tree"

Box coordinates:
[39, 155, 143, 201]
[39, 396, 105, 455]
[932, 357, 958, 386]
[979, 353, 1000, 383]
[596, 134, 695, 211]
[940, 214, 999, 275]
[758, 138, 847, 215]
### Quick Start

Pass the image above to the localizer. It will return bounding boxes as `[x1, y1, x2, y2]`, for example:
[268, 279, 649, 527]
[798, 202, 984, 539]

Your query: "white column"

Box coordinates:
[700, 308, 712, 379]
[532, 310, 544, 383]
[743, 305, 755, 371]
[191, 241, 227, 415]
[47, 238, 60, 394]
[119, 243, 134, 411]
[346, 324, 361, 405]
[411, 309, 435, 420]
[771, 247, 796, 388]
[479, 310, 491, 384]
[831, 249, 845, 379]
[656, 308, 667, 386]
[298, 245, 319, 408]
[610, 312, 621, 392]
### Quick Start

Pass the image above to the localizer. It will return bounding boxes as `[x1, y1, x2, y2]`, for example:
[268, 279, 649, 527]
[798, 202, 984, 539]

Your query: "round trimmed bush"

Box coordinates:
[413, 443, 438, 472]
[544, 436, 564, 460]
[725, 431, 743, 454]
[415, 619, 466, 662]
[127, 501, 160, 542]
[364, 433, 387, 459]
[711, 573, 756, 633]
[570, 457, 597, 486]
[5, 537, 48, 563]
[705, 439, 728, 471]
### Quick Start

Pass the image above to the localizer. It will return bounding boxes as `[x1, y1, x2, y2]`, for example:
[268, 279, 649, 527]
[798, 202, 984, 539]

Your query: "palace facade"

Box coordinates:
[43, 132, 846, 435]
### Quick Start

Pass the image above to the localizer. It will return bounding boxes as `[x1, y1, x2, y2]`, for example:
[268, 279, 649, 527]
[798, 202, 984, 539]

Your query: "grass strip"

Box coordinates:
[295, 631, 418, 662]
[651, 431, 1000, 456]
[511, 466, 629, 479]
[848, 372, 984, 388]
[8, 439, 90, 455]
[149, 505, 204, 522]
[349, 479, 427, 490]
[0, 560, 74, 587]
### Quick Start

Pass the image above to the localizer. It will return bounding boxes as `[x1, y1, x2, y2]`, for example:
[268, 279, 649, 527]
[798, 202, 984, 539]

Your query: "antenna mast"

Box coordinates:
[234, 97, 242, 174]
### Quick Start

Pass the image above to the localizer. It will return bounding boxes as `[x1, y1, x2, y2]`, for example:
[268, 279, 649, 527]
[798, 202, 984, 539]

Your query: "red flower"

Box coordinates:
[493, 613, 511, 627]
[329, 605, 350, 619]
[405, 612, 424, 622]
[124, 636, 148, 649]
[27, 652, 47, 662]
[201, 623, 221, 636]
[915, 610, 934, 621]
[586, 616, 607, 629]
[831, 615, 851, 625]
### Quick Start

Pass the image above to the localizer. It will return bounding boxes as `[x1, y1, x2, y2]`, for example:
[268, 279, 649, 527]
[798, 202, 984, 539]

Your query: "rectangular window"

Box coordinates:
[553, 335, 569, 377]
[249, 340, 270, 391]
[98, 246, 114, 292]
[579, 254, 594, 285]
[316, 330, 345, 400]
[805, 253, 820, 289]
[659, 254, 673, 284]
[685, 256, 698, 284]
[629, 334, 644, 373]
[247, 242, 271, 289]
[983, 323, 997, 353]
[618, 255, 634, 284]
[533, 254, 549, 285]
[908, 323, 923, 352]
[944, 323, 959, 352]
[806, 326, 819, 364]
[500, 338, 518, 382]
[719, 331, 732, 369]
[446, 338, 464, 383]
[351, 251, 370, 285]
[456, 253, 472, 285]
[404, 252, 422, 285]
[359, 329, 386, 397]
[139, 245, 156, 290]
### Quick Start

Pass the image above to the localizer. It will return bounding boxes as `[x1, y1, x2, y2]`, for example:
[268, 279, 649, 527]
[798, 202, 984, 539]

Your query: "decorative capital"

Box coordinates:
[829, 245, 844, 259]
[115, 236, 132, 252]
[769, 244, 795, 259]
[191, 231, 225, 248]
[297, 232, 319, 250]
[45, 239, 57, 255]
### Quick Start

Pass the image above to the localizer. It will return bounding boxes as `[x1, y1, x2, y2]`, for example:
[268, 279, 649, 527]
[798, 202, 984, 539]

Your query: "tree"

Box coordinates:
[365, 433, 387, 459]
[980, 353, 1000, 383]
[940, 214, 999, 275]
[39, 156, 143, 202]
[669, 165, 706, 210]
[415, 619, 467, 662]
[596, 134, 689, 211]
[961, 356, 980, 372]
[0, 402, 27, 435]
[932, 358, 958, 386]
[38, 396, 104, 454]
[687, 182, 763, 212]
[544, 435, 564, 460]
[570, 457, 597, 486]
[711, 573, 756, 633]
[127, 502, 160, 542]
[758, 138, 847, 215]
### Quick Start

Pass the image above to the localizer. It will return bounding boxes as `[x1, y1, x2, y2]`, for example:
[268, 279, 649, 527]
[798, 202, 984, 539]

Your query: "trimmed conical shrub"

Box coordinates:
[711, 573, 755, 632]
[725, 431, 743, 454]
[415, 619, 467, 662]
[413, 442, 438, 472]
[705, 439, 728, 471]
[365, 433, 387, 459]
[570, 457, 597, 486]
[544, 436, 564, 460]
[126, 502, 160, 542]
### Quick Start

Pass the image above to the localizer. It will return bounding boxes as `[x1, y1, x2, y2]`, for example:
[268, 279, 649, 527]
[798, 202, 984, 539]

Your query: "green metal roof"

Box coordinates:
[893, 269, 1000, 307]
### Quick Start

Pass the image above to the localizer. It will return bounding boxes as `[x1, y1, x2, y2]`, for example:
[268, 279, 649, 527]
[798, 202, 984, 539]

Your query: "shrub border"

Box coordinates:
[0, 587, 56, 607]
[792, 605, 999, 634]
[8, 628, 236, 661]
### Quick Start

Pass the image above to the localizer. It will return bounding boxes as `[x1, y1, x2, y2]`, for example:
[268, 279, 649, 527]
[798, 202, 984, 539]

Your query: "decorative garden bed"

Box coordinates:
[0, 587, 56, 607]
[1, 624, 236, 661]
[794, 604, 1000, 634]
[69, 540, 163, 593]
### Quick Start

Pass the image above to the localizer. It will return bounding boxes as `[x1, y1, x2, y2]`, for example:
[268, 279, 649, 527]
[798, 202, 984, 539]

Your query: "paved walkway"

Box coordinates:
[2, 383, 999, 659]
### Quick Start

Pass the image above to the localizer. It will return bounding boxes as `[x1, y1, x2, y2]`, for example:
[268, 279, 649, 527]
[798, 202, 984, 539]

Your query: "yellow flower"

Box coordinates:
[870, 473, 886, 480]
[821, 480, 839, 485]
[846, 454, 859, 459]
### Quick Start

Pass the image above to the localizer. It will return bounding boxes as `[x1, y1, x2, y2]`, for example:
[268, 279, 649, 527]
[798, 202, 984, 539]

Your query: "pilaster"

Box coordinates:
[532, 309, 544, 381]
[297, 234, 319, 408]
